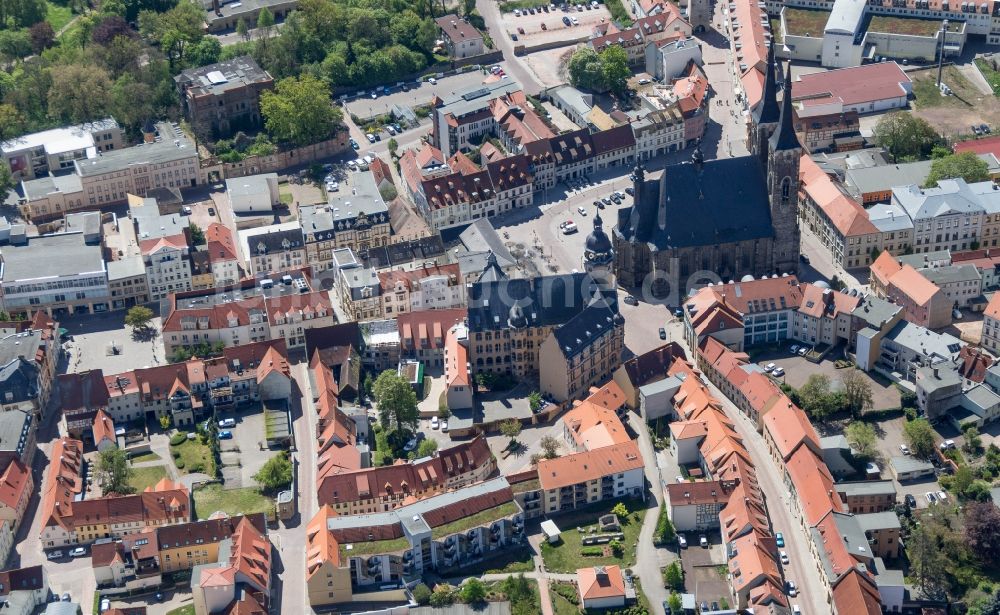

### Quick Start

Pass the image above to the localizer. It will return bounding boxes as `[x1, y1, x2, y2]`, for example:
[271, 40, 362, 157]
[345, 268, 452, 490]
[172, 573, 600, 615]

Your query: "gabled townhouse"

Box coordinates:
[93, 410, 117, 451]
[591, 124, 636, 172]
[41, 473, 190, 548]
[983, 293, 1000, 354]
[420, 166, 497, 231]
[205, 222, 243, 286]
[192, 516, 272, 615]
[240, 225, 307, 277]
[316, 436, 496, 512]
[870, 251, 952, 328]
[431, 80, 525, 158]
[444, 322, 474, 411]
[536, 440, 644, 514]
[396, 308, 467, 368]
[160, 270, 332, 354]
[491, 92, 555, 154]
[132, 201, 193, 300]
[591, 27, 647, 65]
[0, 459, 32, 533]
[525, 138, 556, 191]
[612, 341, 687, 409]
[674, 63, 709, 146]
[103, 340, 290, 425]
[398, 143, 450, 210]
[0, 565, 49, 615]
[791, 282, 859, 347]
[550, 129, 596, 181]
[631, 106, 686, 162]
[434, 15, 485, 59]
[378, 263, 465, 317]
[0, 313, 60, 418]
[485, 154, 534, 213]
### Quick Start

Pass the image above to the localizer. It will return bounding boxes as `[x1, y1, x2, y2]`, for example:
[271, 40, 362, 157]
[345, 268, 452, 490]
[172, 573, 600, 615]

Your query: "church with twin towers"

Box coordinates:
[612, 42, 802, 298]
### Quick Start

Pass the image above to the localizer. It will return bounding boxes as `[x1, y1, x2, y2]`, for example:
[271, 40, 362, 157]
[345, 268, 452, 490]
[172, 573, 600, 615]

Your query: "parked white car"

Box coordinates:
[764, 362, 776, 372]
[430, 416, 440, 429]
[780, 550, 789, 565]
[218, 418, 236, 428]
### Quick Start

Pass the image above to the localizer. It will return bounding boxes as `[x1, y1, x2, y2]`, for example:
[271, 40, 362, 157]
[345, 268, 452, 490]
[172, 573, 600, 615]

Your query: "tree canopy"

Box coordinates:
[253, 451, 293, 492]
[903, 418, 937, 458]
[260, 74, 342, 146]
[567, 46, 630, 95]
[97, 448, 135, 495]
[125, 305, 155, 330]
[873, 112, 941, 162]
[925, 151, 991, 187]
[372, 370, 418, 431]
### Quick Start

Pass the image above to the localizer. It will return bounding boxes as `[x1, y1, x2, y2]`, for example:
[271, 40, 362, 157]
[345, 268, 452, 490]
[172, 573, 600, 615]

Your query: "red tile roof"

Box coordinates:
[92, 409, 116, 447]
[0, 459, 30, 513]
[832, 568, 882, 615]
[206, 223, 239, 263]
[763, 401, 820, 461]
[538, 440, 643, 490]
[577, 565, 626, 600]
[792, 62, 911, 110]
[397, 308, 465, 352]
[445, 326, 470, 387]
[955, 134, 1000, 158]
[786, 447, 842, 526]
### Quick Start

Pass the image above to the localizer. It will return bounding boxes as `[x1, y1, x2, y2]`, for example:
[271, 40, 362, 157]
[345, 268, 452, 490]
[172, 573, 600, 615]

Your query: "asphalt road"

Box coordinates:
[476, 0, 544, 93]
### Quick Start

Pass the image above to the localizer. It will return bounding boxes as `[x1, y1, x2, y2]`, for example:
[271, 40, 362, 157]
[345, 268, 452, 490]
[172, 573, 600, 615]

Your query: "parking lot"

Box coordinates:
[751, 350, 902, 411]
[501, 3, 610, 46]
[343, 70, 491, 121]
[217, 407, 280, 489]
[677, 536, 730, 608]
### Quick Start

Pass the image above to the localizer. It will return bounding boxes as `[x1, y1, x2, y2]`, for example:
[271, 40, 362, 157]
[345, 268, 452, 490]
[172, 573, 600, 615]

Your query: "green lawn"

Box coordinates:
[130, 451, 161, 464]
[551, 589, 580, 615]
[129, 466, 168, 492]
[977, 59, 1000, 96]
[431, 502, 518, 539]
[193, 484, 274, 520]
[869, 14, 958, 36]
[912, 66, 977, 110]
[46, 2, 74, 33]
[539, 498, 647, 573]
[166, 606, 195, 615]
[170, 438, 215, 475]
[782, 8, 828, 37]
[279, 183, 293, 204]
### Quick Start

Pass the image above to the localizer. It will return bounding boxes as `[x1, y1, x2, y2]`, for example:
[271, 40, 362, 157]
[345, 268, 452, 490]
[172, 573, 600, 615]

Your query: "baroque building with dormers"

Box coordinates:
[613, 42, 801, 298]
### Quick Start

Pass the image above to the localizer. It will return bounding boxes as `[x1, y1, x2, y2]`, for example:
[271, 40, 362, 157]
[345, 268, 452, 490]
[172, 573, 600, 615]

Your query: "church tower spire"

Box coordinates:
[751, 40, 781, 168]
[766, 61, 802, 276]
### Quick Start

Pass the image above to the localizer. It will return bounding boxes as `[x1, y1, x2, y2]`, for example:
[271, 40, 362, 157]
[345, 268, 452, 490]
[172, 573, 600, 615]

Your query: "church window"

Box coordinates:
[781, 177, 791, 201]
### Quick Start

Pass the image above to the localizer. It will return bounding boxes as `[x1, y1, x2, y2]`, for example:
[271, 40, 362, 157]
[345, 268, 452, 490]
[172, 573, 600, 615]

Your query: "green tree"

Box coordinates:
[416, 438, 438, 457]
[460, 579, 486, 604]
[0, 105, 26, 141]
[47, 64, 112, 124]
[159, 414, 172, 430]
[387, 137, 398, 156]
[599, 44, 630, 96]
[873, 111, 941, 162]
[841, 369, 874, 418]
[845, 422, 878, 458]
[0, 30, 33, 62]
[125, 305, 154, 331]
[953, 464, 974, 495]
[528, 390, 544, 413]
[611, 502, 629, 519]
[437, 405, 451, 419]
[903, 418, 937, 458]
[0, 164, 14, 197]
[372, 369, 418, 430]
[664, 561, 684, 591]
[539, 435, 560, 459]
[667, 592, 683, 614]
[412, 584, 432, 606]
[139, 0, 205, 70]
[567, 47, 606, 91]
[908, 518, 948, 599]
[925, 151, 990, 187]
[1, 0, 46, 28]
[499, 418, 522, 446]
[188, 222, 205, 244]
[964, 424, 983, 455]
[260, 74, 342, 146]
[609, 538, 623, 557]
[187, 37, 222, 67]
[252, 451, 293, 492]
[363, 371, 375, 399]
[798, 373, 837, 420]
[97, 448, 135, 495]
[236, 17, 249, 41]
[655, 507, 676, 544]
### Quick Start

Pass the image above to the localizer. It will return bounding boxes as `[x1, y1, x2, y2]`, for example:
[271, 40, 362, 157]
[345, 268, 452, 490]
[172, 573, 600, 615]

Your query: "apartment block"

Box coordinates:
[2, 118, 124, 181]
[434, 15, 484, 59]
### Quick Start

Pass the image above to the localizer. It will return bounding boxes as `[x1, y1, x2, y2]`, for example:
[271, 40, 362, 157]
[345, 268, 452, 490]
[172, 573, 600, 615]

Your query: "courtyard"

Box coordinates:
[751, 350, 902, 411]
[539, 498, 647, 573]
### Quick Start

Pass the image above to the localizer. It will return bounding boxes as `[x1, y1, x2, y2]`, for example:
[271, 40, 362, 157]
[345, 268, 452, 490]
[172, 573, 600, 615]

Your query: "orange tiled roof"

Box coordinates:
[306, 505, 340, 578]
[985, 292, 1000, 320]
[832, 568, 882, 615]
[799, 155, 878, 238]
[577, 565, 626, 600]
[0, 459, 30, 512]
[870, 251, 903, 288]
[445, 326, 470, 387]
[786, 447, 842, 526]
[563, 400, 630, 450]
[762, 400, 820, 461]
[888, 264, 941, 307]
[538, 440, 643, 490]
[92, 409, 116, 446]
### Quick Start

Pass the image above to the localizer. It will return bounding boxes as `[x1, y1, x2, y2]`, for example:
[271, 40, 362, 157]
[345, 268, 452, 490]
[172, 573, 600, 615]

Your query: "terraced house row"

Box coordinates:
[699, 337, 902, 614]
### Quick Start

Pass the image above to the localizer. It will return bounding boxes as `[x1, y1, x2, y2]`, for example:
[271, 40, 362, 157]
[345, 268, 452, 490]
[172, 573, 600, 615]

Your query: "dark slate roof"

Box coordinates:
[551, 300, 623, 360]
[770, 63, 801, 152]
[478, 251, 506, 284]
[468, 272, 617, 333]
[614, 157, 773, 249]
[359, 235, 446, 269]
[753, 41, 780, 126]
[249, 228, 304, 255]
[0, 359, 38, 405]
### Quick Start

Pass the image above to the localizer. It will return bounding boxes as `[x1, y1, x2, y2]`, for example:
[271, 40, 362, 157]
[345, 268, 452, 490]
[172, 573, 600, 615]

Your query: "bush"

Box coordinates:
[581, 546, 604, 556]
[413, 584, 432, 605]
[654, 507, 676, 544]
[552, 583, 580, 605]
[175, 459, 186, 469]
[169, 433, 189, 446]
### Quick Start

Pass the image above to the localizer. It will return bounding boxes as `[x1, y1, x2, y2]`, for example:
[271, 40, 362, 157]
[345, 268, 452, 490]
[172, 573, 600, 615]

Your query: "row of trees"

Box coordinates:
[786, 370, 873, 421]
